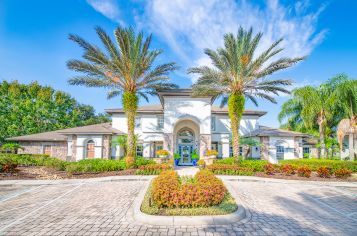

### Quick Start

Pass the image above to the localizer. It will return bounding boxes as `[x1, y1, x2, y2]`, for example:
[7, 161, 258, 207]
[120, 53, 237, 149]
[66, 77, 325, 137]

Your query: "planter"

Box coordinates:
[204, 155, 216, 165]
[174, 159, 180, 166]
[192, 159, 198, 166]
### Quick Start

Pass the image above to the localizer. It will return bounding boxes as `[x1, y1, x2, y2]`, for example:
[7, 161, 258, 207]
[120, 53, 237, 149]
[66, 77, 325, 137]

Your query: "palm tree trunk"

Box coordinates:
[228, 93, 245, 158]
[317, 114, 325, 158]
[123, 92, 138, 167]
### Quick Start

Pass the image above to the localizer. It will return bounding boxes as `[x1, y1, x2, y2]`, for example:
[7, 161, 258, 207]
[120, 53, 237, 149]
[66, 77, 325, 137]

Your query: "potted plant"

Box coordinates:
[174, 153, 180, 166]
[191, 150, 199, 166]
[197, 159, 205, 169]
[205, 149, 218, 165]
[156, 149, 169, 158]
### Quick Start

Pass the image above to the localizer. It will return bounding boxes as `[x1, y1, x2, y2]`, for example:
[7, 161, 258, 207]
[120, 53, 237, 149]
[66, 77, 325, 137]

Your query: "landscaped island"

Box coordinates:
[141, 170, 237, 216]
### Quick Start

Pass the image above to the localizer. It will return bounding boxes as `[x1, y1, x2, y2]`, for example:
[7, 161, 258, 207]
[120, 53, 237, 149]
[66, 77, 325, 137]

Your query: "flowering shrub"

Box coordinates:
[264, 163, 275, 175]
[297, 165, 311, 178]
[334, 168, 352, 179]
[151, 170, 227, 208]
[206, 150, 218, 156]
[316, 166, 332, 178]
[136, 164, 172, 175]
[281, 164, 296, 175]
[197, 159, 205, 166]
[207, 164, 254, 176]
[156, 149, 169, 156]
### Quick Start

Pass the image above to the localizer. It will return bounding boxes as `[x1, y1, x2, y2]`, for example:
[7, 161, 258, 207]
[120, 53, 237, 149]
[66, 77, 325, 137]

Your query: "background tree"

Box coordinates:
[189, 27, 304, 157]
[0, 80, 109, 144]
[67, 26, 177, 166]
[239, 137, 262, 159]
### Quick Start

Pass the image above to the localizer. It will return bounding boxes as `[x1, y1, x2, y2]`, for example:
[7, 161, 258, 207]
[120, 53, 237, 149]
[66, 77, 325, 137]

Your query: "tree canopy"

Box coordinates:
[0, 80, 109, 143]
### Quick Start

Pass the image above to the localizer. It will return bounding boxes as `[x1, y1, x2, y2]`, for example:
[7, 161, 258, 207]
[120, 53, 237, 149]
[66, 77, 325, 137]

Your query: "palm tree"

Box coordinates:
[189, 27, 304, 157]
[67, 26, 178, 166]
[291, 85, 337, 158]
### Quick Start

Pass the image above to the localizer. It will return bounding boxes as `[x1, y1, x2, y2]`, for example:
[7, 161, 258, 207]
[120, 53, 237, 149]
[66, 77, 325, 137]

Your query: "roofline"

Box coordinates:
[157, 89, 215, 106]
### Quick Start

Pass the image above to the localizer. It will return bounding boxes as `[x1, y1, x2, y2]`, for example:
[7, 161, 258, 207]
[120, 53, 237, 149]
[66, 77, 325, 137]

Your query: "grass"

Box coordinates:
[141, 182, 238, 216]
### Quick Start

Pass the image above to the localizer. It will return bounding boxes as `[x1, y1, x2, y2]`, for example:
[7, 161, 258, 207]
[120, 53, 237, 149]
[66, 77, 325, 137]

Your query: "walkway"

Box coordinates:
[175, 166, 199, 176]
[0, 176, 356, 235]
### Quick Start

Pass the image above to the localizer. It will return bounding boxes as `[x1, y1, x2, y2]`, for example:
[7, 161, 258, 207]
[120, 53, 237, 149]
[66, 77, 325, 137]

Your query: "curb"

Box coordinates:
[127, 180, 247, 226]
[0, 175, 154, 186]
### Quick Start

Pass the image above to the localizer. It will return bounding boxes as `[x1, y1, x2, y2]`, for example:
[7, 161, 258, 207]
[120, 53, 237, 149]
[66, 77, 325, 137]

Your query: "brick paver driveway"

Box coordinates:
[0, 177, 356, 236]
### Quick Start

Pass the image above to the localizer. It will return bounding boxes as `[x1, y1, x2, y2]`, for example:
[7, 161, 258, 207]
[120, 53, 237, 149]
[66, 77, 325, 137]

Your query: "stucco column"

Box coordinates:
[260, 136, 269, 161]
[163, 133, 174, 157]
[143, 142, 151, 158]
[222, 142, 230, 158]
[199, 134, 211, 158]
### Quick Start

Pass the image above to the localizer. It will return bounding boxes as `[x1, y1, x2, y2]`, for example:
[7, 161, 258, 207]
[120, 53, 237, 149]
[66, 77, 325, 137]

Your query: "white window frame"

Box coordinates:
[211, 116, 216, 131]
[136, 144, 143, 157]
[157, 115, 164, 130]
[276, 145, 285, 160]
[135, 116, 141, 128]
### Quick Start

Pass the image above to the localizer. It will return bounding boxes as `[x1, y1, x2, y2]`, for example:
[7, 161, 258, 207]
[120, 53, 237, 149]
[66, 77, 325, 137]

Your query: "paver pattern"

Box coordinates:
[0, 178, 356, 236]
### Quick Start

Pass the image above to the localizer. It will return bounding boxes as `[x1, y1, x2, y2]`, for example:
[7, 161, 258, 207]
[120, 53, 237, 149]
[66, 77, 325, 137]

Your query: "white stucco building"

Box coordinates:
[9, 89, 315, 164]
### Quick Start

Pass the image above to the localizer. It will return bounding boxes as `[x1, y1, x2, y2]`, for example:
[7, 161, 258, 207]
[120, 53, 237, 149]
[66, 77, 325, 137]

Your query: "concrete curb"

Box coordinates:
[128, 180, 247, 226]
[218, 175, 357, 187]
[0, 175, 153, 186]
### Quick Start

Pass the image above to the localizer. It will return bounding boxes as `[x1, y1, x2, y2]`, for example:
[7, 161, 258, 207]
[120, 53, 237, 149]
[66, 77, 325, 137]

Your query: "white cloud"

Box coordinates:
[86, 0, 326, 83]
[140, 0, 326, 82]
[87, 0, 124, 25]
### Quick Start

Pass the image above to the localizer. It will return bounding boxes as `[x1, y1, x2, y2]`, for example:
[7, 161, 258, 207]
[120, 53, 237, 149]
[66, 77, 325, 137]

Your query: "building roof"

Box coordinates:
[7, 123, 123, 141]
[243, 126, 312, 138]
[105, 104, 267, 117]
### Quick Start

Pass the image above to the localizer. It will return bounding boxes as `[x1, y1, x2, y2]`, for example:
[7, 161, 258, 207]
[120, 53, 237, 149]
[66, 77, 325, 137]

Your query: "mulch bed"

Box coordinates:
[255, 172, 357, 182]
[0, 166, 136, 180]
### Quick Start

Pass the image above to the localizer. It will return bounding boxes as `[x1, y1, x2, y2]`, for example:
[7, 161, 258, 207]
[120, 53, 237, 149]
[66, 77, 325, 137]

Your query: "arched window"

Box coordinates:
[177, 128, 194, 144]
[86, 140, 95, 159]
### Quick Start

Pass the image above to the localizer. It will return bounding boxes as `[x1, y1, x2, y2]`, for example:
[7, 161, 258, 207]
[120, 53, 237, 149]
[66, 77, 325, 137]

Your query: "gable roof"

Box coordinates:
[7, 123, 123, 141]
[105, 104, 266, 117]
[243, 126, 311, 137]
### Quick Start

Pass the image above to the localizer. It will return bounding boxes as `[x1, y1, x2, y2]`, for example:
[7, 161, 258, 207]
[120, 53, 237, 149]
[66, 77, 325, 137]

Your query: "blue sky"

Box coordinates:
[0, 0, 356, 127]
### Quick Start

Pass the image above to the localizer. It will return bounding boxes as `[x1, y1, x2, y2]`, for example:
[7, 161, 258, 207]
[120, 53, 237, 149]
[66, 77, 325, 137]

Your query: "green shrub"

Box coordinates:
[65, 159, 126, 174]
[280, 159, 357, 172]
[334, 168, 352, 179]
[0, 154, 67, 170]
[214, 158, 267, 172]
[152, 170, 227, 208]
[135, 164, 172, 175]
[134, 156, 155, 168]
[207, 164, 254, 176]
[0, 156, 18, 172]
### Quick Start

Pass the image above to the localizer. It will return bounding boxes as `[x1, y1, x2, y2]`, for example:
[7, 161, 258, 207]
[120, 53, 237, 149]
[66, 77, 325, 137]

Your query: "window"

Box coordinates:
[86, 140, 95, 159]
[136, 144, 143, 157]
[229, 146, 233, 157]
[157, 116, 164, 129]
[155, 143, 163, 157]
[239, 147, 243, 156]
[135, 117, 141, 128]
[303, 147, 310, 157]
[43, 145, 51, 156]
[211, 116, 216, 131]
[276, 146, 284, 160]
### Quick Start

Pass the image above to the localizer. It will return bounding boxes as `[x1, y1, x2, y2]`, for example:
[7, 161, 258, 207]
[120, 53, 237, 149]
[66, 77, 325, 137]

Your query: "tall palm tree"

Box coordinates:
[67, 26, 178, 166]
[189, 27, 304, 157]
[291, 85, 337, 158]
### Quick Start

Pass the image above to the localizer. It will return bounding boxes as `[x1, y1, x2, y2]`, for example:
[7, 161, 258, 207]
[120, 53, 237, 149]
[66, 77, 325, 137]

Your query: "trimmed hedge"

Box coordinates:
[65, 159, 127, 174]
[135, 164, 173, 175]
[214, 158, 268, 172]
[0, 154, 67, 171]
[207, 164, 254, 176]
[152, 170, 227, 208]
[279, 159, 357, 172]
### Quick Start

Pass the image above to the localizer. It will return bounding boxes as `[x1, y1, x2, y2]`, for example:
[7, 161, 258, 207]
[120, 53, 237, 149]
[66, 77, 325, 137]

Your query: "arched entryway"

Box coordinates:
[85, 140, 95, 159]
[173, 119, 200, 165]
